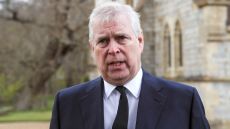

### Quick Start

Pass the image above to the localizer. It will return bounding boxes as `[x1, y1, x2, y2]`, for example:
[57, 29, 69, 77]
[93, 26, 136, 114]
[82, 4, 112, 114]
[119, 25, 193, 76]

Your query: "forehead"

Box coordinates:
[92, 14, 132, 36]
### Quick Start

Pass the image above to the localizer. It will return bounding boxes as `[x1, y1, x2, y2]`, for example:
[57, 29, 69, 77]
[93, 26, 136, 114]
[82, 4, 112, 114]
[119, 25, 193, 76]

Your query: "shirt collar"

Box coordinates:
[104, 68, 143, 99]
[104, 81, 116, 98]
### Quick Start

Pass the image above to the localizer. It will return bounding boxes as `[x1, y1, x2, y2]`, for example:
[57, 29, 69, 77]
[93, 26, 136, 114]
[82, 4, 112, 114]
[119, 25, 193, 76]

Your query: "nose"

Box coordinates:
[108, 40, 120, 55]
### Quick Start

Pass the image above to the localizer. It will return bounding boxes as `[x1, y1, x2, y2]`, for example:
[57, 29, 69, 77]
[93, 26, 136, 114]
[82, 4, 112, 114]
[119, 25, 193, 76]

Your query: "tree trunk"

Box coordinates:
[15, 39, 75, 110]
[13, 0, 92, 110]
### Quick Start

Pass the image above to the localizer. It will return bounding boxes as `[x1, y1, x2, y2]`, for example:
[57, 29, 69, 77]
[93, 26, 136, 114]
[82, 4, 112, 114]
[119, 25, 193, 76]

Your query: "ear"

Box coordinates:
[137, 33, 144, 52]
[89, 42, 96, 58]
[88, 42, 97, 64]
[89, 42, 94, 51]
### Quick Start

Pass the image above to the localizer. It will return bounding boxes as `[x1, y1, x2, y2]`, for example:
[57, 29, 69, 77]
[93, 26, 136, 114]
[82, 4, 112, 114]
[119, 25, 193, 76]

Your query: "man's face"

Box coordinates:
[90, 14, 144, 85]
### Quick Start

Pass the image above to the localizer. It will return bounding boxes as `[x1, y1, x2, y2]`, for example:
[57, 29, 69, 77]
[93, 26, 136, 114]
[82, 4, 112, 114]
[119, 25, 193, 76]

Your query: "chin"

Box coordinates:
[109, 71, 129, 78]
[109, 75, 129, 84]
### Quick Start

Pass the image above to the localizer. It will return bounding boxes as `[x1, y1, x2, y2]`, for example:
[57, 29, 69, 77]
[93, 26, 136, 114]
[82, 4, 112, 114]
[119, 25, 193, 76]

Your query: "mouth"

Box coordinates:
[109, 60, 125, 65]
[109, 61, 124, 66]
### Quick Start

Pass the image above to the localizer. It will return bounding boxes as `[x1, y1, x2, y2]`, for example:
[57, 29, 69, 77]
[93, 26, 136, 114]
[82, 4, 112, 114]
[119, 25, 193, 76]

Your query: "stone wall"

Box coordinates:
[154, 0, 230, 80]
[153, 0, 230, 127]
[200, 5, 230, 80]
[139, 0, 155, 74]
[186, 81, 230, 129]
[154, 0, 205, 78]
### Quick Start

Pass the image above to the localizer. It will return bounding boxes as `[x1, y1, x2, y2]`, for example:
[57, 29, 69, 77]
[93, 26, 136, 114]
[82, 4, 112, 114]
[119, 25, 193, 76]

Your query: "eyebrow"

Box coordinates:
[96, 36, 108, 42]
[114, 32, 127, 35]
[115, 33, 131, 39]
[95, 32, 131, 41]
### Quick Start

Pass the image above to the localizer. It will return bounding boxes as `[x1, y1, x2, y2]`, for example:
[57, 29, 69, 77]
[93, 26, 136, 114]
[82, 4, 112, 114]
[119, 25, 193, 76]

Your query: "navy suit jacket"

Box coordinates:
[50, 71, 210, 129]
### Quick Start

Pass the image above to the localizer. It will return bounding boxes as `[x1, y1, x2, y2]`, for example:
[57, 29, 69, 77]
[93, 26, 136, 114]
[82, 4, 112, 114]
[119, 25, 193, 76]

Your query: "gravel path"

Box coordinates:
[0, 122, 49, 129]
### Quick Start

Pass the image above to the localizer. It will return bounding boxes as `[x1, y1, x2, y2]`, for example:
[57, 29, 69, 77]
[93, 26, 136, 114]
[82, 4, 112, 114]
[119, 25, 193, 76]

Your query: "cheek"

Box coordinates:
[95, 50, 106, 66]
[127, 46, 141, 63]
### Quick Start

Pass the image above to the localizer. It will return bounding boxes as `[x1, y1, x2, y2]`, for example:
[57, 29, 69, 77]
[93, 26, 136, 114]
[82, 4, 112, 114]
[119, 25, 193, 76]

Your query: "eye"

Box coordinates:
[96, 38, 108, 47]
[116, 35, 130, 44]
[118, 35, 126, 40]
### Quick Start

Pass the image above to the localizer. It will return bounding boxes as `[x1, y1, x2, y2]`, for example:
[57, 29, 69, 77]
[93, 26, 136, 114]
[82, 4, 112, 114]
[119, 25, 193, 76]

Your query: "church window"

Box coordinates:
[174, 21, 183, 68]
[227, 6, 230, 26]
[163, 24, 172, 68]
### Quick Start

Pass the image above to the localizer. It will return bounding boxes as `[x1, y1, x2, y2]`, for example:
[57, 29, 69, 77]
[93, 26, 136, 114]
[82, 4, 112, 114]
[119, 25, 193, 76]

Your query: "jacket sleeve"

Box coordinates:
[50, 92, 60, 129]
[190, 88, 210, 129]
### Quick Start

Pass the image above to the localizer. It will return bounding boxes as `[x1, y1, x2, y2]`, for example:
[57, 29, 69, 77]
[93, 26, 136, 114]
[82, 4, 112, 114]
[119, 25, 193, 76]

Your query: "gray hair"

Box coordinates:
[88, 2, 142, 42]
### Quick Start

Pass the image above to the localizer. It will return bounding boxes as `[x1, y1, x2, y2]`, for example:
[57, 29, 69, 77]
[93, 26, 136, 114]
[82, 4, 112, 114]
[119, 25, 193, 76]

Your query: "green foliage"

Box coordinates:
[30, 95, 54, 111]
[0, 110, 51, 122]
[0, 74, 23, 103]
[82, 75, 89, 82]
[50, 67, 67, 90]
[0, 106, 13, 115]
[47, 96, 55, 110]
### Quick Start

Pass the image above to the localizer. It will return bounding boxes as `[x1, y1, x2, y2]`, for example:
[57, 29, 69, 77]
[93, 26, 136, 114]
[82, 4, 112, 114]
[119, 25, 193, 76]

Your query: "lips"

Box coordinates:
[108, 61, 125, 69]
[109, 61, 124, 66]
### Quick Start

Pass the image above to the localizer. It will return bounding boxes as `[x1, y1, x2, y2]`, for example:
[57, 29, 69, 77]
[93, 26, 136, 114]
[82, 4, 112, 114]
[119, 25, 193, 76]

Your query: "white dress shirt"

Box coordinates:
[103, 68, 143, 129]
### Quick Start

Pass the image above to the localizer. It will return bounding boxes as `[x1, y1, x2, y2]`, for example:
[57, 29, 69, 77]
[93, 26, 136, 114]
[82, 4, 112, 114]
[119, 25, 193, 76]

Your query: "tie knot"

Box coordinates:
[116, 86, 126, 94]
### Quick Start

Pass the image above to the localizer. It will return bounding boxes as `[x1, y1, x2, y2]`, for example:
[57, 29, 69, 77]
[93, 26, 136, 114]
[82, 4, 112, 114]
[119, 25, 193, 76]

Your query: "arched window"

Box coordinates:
[227, 6, 230, 26]
[174, 21, 183, 68]
[163, 24, 172, 71]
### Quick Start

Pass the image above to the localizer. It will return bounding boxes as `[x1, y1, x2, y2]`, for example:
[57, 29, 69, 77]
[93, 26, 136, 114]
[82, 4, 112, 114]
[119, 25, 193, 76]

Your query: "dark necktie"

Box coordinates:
[112, 86, 129, 129]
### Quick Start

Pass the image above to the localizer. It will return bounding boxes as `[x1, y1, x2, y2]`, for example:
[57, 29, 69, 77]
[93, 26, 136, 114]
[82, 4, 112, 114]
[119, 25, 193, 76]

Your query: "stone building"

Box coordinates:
[154, 0, 230, 128]
[95, 0, 230, 128]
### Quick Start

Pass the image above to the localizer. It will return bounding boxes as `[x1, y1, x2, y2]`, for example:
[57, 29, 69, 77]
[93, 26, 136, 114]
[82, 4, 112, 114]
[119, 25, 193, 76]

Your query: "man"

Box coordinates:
[50, 2, 210, 129]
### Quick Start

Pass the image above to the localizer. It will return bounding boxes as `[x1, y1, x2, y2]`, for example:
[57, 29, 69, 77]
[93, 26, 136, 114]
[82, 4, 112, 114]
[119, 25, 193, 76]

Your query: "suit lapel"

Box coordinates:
[79, 78, 104, 129]
[135, 72, 167, 129]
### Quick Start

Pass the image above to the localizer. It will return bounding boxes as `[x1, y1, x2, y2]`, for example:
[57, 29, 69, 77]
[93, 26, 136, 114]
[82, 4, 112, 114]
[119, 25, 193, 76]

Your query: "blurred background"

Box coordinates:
[0, 0, 229, 129]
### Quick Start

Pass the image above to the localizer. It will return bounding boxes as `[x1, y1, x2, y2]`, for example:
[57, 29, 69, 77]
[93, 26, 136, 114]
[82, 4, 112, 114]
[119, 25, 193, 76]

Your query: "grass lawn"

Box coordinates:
[0, 110, 51, 122]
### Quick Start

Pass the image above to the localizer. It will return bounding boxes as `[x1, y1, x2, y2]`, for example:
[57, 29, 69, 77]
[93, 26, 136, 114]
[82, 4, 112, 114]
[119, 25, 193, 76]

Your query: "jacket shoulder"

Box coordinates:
[57, 77, 102, 99]
[143, 71, 195, 96]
